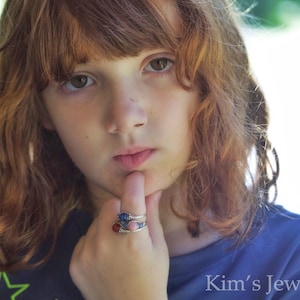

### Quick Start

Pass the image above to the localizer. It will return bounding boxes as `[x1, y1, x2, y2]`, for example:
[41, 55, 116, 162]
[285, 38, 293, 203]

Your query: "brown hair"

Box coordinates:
[0, 0, 277, 272]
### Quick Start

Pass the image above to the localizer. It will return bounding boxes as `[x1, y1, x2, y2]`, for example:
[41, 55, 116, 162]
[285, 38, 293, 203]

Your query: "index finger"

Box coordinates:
[120, 171, 146, 217]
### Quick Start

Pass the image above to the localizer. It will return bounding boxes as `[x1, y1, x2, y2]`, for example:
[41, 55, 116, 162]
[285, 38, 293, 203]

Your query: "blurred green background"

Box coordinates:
[236, 0, 300, 27]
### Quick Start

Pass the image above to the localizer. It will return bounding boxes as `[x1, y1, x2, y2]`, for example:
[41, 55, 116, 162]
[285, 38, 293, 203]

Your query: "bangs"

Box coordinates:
[33, 0, 179, 89]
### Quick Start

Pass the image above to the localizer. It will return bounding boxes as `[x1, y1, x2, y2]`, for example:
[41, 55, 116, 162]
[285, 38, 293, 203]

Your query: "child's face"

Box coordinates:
[42, 49, 199, 201]
[41, 0, 199, 202]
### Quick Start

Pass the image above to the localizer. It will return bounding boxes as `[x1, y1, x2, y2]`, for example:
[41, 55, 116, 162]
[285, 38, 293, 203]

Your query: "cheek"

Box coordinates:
[51, 122, 97, 174]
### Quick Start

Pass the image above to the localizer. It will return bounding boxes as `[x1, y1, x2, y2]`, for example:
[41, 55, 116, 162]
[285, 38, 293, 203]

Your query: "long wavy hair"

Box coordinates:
[0, 0, 278, 272]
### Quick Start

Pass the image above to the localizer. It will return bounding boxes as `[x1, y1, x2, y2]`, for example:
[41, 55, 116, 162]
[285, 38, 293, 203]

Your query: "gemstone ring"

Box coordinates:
[112, 221, 147, 233]
[117, 212, 146, 222]
[112, 211, 147, 234]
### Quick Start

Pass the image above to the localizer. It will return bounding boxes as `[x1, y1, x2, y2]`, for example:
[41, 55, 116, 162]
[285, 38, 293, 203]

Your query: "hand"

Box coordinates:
[69, 172, 169, 300]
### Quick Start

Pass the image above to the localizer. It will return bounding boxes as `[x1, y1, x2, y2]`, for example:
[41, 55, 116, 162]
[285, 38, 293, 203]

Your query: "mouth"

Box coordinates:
[113, 147, 155, 170]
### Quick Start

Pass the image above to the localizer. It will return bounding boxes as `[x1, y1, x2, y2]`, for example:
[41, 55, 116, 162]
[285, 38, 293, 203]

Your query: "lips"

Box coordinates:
[113, 148, 154, 170]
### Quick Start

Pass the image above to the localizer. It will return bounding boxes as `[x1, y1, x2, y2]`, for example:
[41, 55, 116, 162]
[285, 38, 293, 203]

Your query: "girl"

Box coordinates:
[0, 0, 299, 299]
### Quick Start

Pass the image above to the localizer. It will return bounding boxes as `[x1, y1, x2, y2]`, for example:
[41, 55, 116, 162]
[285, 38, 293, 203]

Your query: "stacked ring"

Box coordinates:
[118, 212, 146, 222]
[112, 211, 147, 233]
[112, 221, 147, 233]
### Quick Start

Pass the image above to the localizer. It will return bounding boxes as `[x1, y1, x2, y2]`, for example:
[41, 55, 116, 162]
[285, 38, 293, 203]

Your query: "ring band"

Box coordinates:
[117, 212, 146, 222]
[112, 211, 147, 234]
[112, 221, 147, 233]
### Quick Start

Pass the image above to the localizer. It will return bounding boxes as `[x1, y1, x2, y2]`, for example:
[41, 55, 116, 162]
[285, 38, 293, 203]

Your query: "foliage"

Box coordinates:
[235, 0, 300, 27]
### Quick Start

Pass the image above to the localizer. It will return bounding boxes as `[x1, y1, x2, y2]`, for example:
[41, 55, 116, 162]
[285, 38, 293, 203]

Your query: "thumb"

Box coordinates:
[145, 191, 165, 247]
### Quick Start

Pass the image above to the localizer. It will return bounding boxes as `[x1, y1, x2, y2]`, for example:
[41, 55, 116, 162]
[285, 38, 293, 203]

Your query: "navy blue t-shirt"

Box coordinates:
[1, 205, 300, 299]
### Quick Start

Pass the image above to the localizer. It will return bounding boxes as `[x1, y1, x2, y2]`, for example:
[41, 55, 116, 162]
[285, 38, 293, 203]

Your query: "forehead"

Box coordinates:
[34, 0, 183, 88]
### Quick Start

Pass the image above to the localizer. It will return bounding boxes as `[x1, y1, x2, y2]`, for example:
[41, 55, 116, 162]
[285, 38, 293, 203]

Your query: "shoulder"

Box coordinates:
[246, 204, 300, 254]
[0, 209, 93, 300]
[240, 205, 300, 297]
[259, 204, 300, 242]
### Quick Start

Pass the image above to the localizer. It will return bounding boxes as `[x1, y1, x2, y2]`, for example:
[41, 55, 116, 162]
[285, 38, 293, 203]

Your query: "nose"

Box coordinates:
[106, 80, 148, 134]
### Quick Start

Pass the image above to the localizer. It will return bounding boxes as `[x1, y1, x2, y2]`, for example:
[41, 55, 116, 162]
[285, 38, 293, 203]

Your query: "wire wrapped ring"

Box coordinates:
[112, 211, 147, 233]
[112, 221, 147, 233]
[117, 212, 146, 222]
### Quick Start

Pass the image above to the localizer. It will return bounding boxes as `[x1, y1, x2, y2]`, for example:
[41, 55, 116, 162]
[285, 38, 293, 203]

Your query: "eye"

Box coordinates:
[63, 75, 94, 92]
[144, 57, 174, 73]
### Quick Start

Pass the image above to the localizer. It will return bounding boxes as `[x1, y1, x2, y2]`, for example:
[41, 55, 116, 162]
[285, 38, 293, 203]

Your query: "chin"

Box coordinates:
[143, 172, 175, 197]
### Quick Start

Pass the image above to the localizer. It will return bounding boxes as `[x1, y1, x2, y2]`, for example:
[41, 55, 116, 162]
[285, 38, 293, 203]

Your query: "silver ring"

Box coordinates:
[112, 221, 147, 233]
[117, 212, 146, 222]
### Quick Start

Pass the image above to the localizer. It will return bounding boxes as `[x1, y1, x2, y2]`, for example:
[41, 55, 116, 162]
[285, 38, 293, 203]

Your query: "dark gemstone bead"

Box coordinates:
[112, 223, 121, 233]
[118, 212, 129, 222]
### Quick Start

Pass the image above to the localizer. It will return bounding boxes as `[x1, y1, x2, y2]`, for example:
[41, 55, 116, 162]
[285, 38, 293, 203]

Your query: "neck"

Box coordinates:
[158, 185, 220, 257]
